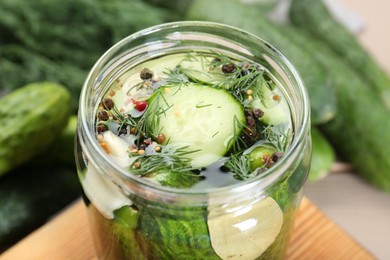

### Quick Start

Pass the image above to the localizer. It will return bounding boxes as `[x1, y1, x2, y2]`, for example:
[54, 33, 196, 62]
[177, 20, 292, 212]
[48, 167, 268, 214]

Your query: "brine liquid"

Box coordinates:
[93, 51, 293, 190]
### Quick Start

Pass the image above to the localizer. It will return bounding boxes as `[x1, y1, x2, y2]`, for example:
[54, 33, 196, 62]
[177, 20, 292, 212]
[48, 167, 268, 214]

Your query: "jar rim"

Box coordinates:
[78, 21, 310, 201]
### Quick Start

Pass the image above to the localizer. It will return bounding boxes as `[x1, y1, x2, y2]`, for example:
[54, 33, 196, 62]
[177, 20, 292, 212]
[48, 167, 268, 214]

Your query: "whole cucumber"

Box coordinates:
[274, 24, 390, 191]
[289, 0, 390, 110]
[0, 82, 71, 176]
[309, 127, 335, 182]
[186, 0, 337, 125]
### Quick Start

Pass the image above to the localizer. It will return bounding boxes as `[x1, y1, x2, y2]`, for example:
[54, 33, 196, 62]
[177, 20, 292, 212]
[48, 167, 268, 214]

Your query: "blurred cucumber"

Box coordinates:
[30, 115, 78, 167]
[272, 23, 390, 191]
[309, 127, 335, 182]
[0, 82, 71, 176]
[186, 0, 336, 125]
[289, 0, 390, 110]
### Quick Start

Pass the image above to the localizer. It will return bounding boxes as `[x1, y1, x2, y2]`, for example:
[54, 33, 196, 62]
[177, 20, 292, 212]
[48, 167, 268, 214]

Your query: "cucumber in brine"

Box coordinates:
[92, 51, 292, 189]
[145, 83, 246, 168]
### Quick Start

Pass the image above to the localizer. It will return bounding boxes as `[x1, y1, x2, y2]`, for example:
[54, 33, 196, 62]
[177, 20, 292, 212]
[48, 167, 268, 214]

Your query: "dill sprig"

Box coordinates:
[224, 153, 257, 180]
[130, 144, 200, 176]
[262, 126, 293, 153]
[163, 66, 191, 86]
[229, 114, 250, 153]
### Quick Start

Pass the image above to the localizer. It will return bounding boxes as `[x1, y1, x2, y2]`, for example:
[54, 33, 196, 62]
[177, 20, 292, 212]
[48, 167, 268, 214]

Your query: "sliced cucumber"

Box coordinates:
[178, 54, 226, 84]
[145, 83, 245, 168]
[250, 82, 289, 126]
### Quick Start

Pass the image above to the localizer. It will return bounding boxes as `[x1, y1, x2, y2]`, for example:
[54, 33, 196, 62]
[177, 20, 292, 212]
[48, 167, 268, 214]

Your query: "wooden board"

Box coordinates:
[0, 197, 374, 260]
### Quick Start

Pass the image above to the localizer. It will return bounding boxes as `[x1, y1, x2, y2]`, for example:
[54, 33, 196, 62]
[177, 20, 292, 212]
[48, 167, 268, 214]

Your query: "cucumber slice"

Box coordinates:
[250, 82, 289, 126]
[179, 55, 226, 84]
[145, 83, 245, 168]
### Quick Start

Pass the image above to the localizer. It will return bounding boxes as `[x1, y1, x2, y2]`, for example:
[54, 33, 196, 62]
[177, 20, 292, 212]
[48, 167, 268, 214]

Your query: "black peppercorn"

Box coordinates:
[97, 124, 108, 133]
[253, 108, 264, 119]
[222, 63, 236, 74]
[140, 68, 154, 80]
[271, 152, 284, 163]
[102, 98, 114, 110]
[97, 110, 109, 121]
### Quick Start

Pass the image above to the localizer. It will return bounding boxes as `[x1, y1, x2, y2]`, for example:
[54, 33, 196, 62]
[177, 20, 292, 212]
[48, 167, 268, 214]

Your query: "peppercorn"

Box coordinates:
[222, 63, 236, 74]
[271, 152, 284, 163]
[133, 162, 141, 169]
[253, 108, 264, 119]
[97, 124, 108, 133]
[247, 116, 256, 126]
[157, 133, 166, 144]
[130, 127, 137, 135]
[240, 69, 249, 77]
[97, 110, 109, 121]
[140, 68, 154, 80]
[244, 108, 254, 117]
[102, 98, 114, 110]
[272, 94, 281, 102]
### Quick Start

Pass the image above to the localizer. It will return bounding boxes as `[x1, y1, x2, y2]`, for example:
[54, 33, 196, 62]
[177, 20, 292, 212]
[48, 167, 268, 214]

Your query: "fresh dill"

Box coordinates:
[196, 101, 212, 108]
[224, 153, 257, 180]
[262, 126, 293, 153]
[130, 144, 200, 176]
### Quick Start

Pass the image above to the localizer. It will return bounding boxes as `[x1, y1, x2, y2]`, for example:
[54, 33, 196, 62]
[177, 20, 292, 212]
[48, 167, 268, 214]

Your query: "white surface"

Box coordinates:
[306, 173, 390, 259]
[304, 1, 390, 259]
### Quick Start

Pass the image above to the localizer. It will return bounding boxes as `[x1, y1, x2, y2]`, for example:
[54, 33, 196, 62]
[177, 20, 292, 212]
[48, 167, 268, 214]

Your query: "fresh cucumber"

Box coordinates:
[138, 207, 219, 259]
[178, 54, 226, 84]
[309, 127, 335, 182]
[186, 0, 337, 125]
[0, 82, 71, 176]
[145, 83, 245, 168]
[0, 165, 80, 249]
[274, 24, 390, 191]
[28, 115, 78, 168]
[289, 0, 390, 110]
[247, 145, 277, 170]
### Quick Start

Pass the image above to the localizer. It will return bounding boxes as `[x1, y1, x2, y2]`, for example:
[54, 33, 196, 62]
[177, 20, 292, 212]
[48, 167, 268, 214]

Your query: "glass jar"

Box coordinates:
[76, 21, 311, 260]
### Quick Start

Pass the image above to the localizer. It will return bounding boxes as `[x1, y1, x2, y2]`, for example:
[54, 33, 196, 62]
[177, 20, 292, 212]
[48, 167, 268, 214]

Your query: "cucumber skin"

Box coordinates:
[186, 0, 336, 125]
[278, 26, 390, 191]
[0, 82, 71, 176]
[289, 0, 390, 110]
[309, 127, 335, 182]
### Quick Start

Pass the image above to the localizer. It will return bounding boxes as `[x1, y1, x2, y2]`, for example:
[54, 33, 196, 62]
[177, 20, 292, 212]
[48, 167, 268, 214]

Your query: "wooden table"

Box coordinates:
[0, 197, 374, 260]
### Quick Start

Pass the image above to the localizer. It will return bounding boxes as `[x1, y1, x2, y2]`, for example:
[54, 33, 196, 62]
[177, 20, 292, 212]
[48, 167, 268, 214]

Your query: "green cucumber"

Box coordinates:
[145, 83, 245, 168]
[137, 207, 219, 259]
[178, 54, 226, 84]
[274, 24, 390, 191]
[0, 165, 80, 249]
[0, 82, 71, 176]
[289, 0, 390, 110]
[186, 0, 337, 125]
[250, 81, 289, 126]
[28, 115, 78, 168]
[309, 127, 335, 182]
